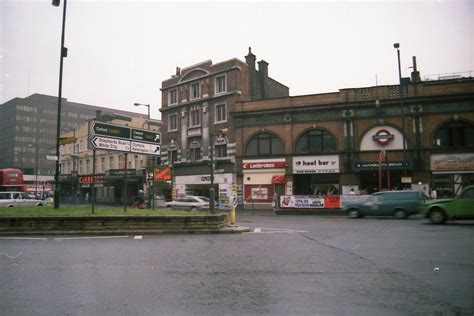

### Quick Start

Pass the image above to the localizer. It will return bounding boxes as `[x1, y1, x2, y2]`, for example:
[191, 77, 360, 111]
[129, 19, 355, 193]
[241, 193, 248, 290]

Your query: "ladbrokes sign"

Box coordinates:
[242, 160, 287, 169]
[293, 155, 339, 174]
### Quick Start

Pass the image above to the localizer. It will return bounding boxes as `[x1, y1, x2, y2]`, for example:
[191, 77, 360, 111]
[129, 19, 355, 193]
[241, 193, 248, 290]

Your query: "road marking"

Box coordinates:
[0, 237, 48, 240]
[0, 251, 23, 259]
[54, 236, 130, 241]
[246, 227, 308, 234]
[256, 227, 308, 233]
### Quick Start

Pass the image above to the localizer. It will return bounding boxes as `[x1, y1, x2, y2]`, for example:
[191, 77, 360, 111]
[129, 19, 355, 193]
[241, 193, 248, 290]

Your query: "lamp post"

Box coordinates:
[52, 0, 68, 208]
[28, 144, 39, 197]
[134, 103, 150, 121]
[209, 133, 215, 214]
[394, 43, 407, 179]
[134, 102, 154, 209]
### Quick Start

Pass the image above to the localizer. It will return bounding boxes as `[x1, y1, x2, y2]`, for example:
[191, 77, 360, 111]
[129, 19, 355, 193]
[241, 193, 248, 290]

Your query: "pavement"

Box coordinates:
[233, 207, 346, 216]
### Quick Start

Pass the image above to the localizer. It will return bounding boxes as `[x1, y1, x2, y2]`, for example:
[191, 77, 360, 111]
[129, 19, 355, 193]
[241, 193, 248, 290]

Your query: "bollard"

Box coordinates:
[230, 205, 236, 225]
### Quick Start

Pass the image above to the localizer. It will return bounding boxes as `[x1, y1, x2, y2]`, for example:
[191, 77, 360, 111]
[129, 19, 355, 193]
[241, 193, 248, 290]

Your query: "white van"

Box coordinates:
[0, 191, 47, 207]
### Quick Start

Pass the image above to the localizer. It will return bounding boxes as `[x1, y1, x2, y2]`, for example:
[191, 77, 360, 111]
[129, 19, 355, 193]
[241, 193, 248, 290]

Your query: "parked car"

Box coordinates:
[165, 196, 210, 211]
[0, 191, 47, 207]
[421, 185, 474, 224]
[343, 190, 423, 219]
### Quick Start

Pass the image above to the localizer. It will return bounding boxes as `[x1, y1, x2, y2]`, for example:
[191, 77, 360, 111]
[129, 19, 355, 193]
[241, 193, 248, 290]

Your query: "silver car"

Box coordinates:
[0, 191, 47, 207]
[165, 196, 209, 211]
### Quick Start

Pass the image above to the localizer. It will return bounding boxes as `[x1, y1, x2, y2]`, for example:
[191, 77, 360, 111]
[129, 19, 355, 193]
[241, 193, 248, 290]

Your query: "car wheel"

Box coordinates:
[190, 206, 197, 211]
[37, 203, 44, 207]
[429, 208, 446, 224]
[348, 209, 360, 219]
[394, 209, 407, 219]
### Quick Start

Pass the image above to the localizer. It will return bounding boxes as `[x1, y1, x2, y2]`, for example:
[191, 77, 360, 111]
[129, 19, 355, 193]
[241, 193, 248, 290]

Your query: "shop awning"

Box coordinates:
[271, 175, 286, 184]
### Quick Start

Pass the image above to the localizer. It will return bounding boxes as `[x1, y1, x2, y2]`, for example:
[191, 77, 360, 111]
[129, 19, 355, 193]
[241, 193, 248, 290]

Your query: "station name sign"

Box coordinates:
[89, 121, 161, 156]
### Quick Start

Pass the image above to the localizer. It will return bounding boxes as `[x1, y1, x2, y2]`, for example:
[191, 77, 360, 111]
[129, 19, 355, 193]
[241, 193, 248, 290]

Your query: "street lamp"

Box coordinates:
[28, 144, 39, 197]
[134, 102, 154, 209]
[394, 43, 407, 178]
[53, 0, 68, 209]
[134, 103, 150, 121]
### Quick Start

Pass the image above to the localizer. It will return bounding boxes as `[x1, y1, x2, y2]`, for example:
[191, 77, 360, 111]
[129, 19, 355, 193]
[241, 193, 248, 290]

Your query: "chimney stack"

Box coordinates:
[411, 56, 421, 83]
[245, 47, 256, 70]
[258, 60, 269, 77]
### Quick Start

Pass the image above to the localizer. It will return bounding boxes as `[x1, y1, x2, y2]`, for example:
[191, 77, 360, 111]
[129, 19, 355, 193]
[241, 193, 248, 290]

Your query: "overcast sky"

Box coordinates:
[1, 0, 473, 119]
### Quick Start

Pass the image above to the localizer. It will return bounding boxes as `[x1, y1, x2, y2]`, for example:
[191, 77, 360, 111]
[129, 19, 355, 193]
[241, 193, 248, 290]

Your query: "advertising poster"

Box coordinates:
[280, 196, 325, 208]
[237, 184, 243, 205]
[251, 187, 268, 200]
[219, 183, 231, 209]
[324, 196, 341, 208]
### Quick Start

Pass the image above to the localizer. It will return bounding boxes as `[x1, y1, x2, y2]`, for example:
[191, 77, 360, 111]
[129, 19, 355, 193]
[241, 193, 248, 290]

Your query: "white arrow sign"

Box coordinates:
[91, 136, 131, 152]
[131, 141, 160, 156]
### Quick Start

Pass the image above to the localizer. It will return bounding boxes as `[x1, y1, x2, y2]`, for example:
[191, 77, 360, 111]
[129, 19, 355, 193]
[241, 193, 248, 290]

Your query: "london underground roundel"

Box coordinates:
[372, 129, 394, 146]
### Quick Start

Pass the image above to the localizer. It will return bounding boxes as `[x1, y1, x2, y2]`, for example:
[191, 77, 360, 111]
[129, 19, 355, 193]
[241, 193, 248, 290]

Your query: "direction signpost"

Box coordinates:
[88, 120, 161, 213]
[89, 121, 160, 156]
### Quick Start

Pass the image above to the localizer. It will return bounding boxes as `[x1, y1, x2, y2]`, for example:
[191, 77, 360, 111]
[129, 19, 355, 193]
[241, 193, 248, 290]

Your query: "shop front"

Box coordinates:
[355, 125, 411, 193]
[242, 158, 287, 207]
[430, 153, 474, 197]
[292, 155, 340, 195]
[103, 169, 144, 204]
[174, 173, 235, 209]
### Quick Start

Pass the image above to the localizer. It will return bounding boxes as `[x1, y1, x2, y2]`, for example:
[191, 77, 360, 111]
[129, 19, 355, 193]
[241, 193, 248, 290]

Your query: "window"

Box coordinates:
[168, 114, 178, 131]
[168, 150, 177, 163]
[79, 160, 84, 174]
[433, 121, 474, 148]
[295, 129, 336, 154]
[100, 157, 105, 173]
[215, 103, 227, 123]
[108, 156, 112, 170]
[118, 155, 125, 169]
[190, 109, 200, 127]
[214, 135, 227, 158]
[246, 132, 283, 156]
[86, 159, 91, 174]
[169, 89, 178, 105]
[189, 140, 201, 161]
[216, 144, 227, 158]
[190, 82, 201, 100]
[215, 75, 226, 94]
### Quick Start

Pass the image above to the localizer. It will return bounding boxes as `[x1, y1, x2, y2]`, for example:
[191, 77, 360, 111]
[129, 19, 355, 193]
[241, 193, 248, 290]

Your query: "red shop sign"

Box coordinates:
[242, 161, 287, 169]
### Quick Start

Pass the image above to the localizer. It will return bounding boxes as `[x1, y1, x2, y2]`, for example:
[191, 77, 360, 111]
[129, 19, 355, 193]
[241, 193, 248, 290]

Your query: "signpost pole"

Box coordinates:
[123, 153, 128, 212]
[152, 158, 156, 210]
[92, 149, 96, 214]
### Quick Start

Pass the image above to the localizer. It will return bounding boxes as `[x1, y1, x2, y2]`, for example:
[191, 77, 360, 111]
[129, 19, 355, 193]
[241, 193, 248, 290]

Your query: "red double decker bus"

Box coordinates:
[0, 168, 26, 192]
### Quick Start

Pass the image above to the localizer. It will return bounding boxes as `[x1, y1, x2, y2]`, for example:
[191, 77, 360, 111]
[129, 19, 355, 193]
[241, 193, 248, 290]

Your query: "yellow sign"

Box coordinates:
[59, 136, 77, 145]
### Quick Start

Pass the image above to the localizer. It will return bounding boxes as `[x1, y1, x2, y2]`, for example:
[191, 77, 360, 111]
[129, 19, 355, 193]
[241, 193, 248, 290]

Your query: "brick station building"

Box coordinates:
[232, 75, 474, 208]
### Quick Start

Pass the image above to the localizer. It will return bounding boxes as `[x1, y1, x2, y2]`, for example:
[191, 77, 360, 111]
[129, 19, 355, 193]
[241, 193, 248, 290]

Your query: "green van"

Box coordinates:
[344, 190, 423, 219]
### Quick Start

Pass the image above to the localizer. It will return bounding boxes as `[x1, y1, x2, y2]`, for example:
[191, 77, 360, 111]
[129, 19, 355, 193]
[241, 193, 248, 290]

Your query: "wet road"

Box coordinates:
[1, 214, 473, 315]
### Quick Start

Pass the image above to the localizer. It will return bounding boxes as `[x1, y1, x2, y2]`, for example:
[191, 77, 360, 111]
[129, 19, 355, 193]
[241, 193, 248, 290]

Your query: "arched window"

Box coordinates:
[246, 132, 283, 156]
[295, 129, 336, 154]
[433, 121, 474, 148]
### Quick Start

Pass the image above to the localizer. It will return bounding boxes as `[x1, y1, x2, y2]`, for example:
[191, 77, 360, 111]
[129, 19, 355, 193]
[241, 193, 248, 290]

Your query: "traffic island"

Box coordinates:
[0, 213, 250, 236]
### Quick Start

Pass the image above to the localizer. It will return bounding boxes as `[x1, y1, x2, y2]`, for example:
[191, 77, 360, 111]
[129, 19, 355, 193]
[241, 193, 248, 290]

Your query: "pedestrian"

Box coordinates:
[431, 189, 437, 200]
[272, 191, 279, 211]
[349, 188, 355, 195]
